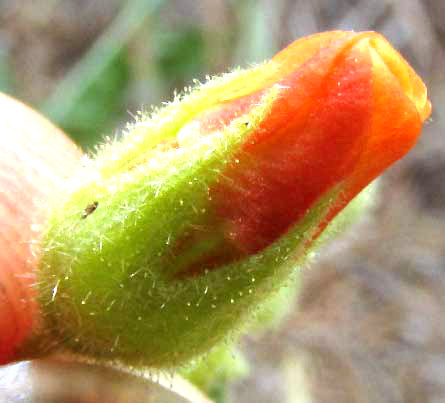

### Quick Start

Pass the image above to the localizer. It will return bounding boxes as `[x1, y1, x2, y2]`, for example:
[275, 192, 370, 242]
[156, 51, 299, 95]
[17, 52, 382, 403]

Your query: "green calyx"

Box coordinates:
[32, 66, 373, 369]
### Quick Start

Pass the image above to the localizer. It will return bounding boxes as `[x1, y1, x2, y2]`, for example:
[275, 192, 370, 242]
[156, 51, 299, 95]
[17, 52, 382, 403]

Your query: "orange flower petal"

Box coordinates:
[185, 32, 430, 256]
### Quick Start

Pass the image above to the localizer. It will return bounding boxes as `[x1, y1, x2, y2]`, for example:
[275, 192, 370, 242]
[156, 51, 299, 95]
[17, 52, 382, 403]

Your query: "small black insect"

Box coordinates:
[81, 201, 99, 219]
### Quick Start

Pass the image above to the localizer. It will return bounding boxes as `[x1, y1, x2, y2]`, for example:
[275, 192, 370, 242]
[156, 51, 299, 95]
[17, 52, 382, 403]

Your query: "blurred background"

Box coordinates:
[0, 0, 444, 402]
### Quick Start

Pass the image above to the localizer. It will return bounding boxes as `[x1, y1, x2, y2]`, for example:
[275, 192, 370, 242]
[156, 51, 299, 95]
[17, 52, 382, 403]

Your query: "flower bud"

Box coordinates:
[28, 31, 430, 368]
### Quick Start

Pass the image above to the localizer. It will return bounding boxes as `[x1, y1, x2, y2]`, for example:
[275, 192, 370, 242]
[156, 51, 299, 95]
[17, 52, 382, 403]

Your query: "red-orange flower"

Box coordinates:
[173, 31, 431, 273]
[33, 31, 430, 368]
